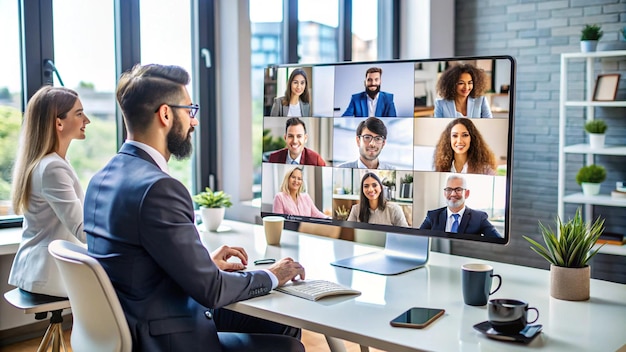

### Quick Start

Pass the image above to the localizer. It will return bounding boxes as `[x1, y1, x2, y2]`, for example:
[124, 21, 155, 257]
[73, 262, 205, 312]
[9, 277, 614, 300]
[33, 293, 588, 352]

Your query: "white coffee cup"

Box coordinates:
[263, 216, 284, 245]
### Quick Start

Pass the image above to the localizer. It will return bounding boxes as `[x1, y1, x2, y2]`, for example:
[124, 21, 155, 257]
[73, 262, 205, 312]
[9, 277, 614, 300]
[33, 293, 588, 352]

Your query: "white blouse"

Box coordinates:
[8, 153, 86, 297]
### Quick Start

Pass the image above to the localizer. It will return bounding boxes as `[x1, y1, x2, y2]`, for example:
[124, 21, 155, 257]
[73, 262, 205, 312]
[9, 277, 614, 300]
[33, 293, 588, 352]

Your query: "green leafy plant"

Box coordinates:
[580, 24, 603, 41]
[576, 164, 606, 185]
[584, 120, 607, 134]
[382, 178, 395, 190]
[523, 208, 604, 268]
[262, 129, 286, 152]
[400, 174, 413, 184]
[192, 187, 233, 208]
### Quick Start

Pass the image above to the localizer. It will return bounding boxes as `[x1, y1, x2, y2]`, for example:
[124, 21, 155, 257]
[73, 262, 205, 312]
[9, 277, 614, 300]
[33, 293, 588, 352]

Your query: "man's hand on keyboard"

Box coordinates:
[269, 257, 306, 286]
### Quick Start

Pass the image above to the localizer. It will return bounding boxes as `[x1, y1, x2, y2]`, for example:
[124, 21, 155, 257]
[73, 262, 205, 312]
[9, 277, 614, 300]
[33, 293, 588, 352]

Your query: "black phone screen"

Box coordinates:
[390, 307, 445, 328]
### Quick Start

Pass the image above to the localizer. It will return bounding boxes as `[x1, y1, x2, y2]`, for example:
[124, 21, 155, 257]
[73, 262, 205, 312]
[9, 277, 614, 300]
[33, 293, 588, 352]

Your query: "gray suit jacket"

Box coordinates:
[434, 96, 492, 118]
[269, 96, 311, 117]
[84, 144, 273, 352]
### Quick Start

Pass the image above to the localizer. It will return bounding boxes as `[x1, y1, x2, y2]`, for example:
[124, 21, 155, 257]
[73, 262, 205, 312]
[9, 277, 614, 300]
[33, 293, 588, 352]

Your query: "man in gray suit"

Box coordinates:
[337, 117, 395, 169]
[84, 64, 305, 351]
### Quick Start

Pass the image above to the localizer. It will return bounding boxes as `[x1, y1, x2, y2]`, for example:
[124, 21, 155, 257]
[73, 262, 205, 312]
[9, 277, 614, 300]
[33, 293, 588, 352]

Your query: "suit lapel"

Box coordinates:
[359, 93, 368, 116]
[375, 93, 384, 116]
[467, 97, 476, 117]
[437, 209, 448, 230]
[119, 143, 160, 168]
[459, 208, 471, 233]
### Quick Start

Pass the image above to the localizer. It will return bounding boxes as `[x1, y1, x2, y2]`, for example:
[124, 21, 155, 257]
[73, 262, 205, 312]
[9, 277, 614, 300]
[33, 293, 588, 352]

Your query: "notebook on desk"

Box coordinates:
[276, 280, 361, 301]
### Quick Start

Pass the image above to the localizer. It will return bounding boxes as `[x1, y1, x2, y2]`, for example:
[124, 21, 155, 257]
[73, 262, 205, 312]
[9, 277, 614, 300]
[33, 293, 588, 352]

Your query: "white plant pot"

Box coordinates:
[580, 40, 598, 52]
[581, 182, 601, 196]
[200, 207, 226, 232]
[588, 133, 605, 149]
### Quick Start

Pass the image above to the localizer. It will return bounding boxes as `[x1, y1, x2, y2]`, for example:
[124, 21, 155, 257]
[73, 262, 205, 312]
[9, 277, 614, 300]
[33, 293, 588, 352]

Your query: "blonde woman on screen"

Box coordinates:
[9, 86, 90, 297]
[273, 167, 329, 218]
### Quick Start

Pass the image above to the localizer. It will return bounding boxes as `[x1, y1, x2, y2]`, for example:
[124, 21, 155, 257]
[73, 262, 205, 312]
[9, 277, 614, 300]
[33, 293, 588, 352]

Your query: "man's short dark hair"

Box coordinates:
[116, 64, 190, 133]
[365, 67, 383, 77]
[356, 117, 387, 138]
[285, 117, 307, 134]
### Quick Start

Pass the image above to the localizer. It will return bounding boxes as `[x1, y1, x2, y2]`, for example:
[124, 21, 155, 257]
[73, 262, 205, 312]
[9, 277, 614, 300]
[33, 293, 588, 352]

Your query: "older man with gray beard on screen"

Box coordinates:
[419, 174, 501, 238]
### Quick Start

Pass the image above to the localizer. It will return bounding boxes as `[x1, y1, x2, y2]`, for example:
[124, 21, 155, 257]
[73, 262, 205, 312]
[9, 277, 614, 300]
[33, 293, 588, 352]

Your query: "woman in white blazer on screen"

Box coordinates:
[8, 86, 90, 297]
[433, 63, 493, 118]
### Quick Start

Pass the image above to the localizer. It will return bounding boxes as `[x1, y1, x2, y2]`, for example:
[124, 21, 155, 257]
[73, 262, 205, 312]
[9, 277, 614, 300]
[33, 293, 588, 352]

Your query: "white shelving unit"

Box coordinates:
[558, 50, 626, 256]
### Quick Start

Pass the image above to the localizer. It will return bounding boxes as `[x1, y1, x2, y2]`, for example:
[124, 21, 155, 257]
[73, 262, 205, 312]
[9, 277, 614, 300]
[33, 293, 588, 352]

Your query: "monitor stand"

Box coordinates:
[331, 233, 430, 275]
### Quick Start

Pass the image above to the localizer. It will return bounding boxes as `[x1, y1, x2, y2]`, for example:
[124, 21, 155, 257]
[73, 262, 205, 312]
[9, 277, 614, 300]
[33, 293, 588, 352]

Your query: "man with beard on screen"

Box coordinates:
[342, 67, 397, 117]
[419, 174, 502, 238]
[83, 64, 306, 351]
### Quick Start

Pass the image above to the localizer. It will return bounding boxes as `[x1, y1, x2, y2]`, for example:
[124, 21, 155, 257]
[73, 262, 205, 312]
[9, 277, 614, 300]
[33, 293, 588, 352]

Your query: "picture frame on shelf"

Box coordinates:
[593, 73, 621, 101]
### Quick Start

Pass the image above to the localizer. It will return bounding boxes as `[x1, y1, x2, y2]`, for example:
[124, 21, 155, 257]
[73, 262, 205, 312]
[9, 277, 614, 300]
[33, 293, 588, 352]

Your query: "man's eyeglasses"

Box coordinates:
[358, 134, 385, 144]
[155, 104, 200, 118]
[443, 187, 465, 194]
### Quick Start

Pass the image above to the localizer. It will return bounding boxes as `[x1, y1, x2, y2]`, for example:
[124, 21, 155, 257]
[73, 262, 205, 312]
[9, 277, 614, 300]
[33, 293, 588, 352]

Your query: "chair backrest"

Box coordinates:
[48, 240, 132, 352]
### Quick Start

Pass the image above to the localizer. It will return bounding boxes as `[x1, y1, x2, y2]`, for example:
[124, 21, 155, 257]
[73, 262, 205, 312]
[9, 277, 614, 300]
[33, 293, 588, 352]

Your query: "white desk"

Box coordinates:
[202, 220, 626, 352]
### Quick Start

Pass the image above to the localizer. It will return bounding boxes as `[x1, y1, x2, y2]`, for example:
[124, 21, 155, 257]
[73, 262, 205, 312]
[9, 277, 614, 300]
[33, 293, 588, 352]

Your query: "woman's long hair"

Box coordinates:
[12, 86, 79, 213]
[432, 118, 497, 174]
[436, 63, 488, 100]
[358, 172, 386, 223]
[281, 68, 310, 106]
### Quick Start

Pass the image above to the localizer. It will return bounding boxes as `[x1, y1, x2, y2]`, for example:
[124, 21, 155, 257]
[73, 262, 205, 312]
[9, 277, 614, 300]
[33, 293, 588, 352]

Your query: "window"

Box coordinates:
[52, 0, 117, 192]
[351, 0, 378, 61]
[298, 0, 339, 63]
[250, 0, 284, 198]
[0, 0, 21, 219]
[140, 0, 194, 190]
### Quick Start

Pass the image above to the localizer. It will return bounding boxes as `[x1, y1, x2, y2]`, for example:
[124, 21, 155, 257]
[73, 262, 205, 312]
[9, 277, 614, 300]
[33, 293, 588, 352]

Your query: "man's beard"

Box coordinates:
[167, 114, 193, 160]
[366, 84, 380, 99]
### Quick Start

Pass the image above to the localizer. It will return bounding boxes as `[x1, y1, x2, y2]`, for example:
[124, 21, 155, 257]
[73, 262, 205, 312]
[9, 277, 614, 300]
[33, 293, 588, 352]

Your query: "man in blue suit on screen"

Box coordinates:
[419, 174, 502, 238]
[342, 67, 397, 117]
[84, 64, 305, 352]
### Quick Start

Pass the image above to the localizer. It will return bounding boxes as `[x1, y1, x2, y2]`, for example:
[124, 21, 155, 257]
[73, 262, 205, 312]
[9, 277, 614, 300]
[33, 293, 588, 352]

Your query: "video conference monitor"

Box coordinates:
[260, 56, 515, 275]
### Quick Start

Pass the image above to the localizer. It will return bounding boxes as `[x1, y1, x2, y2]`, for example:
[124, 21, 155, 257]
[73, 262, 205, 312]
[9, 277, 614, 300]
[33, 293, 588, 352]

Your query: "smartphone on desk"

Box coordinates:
[390, 307, 445, 329]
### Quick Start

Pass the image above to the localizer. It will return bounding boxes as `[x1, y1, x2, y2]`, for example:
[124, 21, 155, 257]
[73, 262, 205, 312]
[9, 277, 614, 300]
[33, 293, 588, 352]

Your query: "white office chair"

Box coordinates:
[48, 240, 132, 352]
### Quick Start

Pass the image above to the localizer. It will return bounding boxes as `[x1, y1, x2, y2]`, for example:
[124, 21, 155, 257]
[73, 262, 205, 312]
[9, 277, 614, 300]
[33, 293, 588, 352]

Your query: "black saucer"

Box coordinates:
[473, 321, 542, 344]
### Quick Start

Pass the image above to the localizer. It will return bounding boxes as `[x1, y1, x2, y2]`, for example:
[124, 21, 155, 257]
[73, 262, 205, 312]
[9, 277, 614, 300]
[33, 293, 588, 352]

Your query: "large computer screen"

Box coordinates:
[260, 56, 515, 274]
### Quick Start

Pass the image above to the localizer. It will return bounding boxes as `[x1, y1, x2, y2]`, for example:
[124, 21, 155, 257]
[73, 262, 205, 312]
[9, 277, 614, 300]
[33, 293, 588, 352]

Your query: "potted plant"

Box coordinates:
[399, 173, 413, 199]
[576, 164, 607, 196]
[584, 119, 607, 149]
[192, 187, 233, 232]
[382, 178, 396, 200]
[580, 24, 603, 52]
[523, 208, 604, 301]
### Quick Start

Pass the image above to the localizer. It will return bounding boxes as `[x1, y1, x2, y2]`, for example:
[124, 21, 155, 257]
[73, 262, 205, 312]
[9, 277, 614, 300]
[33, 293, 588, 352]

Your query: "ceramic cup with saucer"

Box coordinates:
[487, 298, 539, 334]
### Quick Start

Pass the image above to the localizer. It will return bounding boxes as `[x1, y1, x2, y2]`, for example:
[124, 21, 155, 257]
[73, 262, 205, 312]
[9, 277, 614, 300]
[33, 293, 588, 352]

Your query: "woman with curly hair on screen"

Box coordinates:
[434, 63, 492, 118]
[433, 118, 497, 175]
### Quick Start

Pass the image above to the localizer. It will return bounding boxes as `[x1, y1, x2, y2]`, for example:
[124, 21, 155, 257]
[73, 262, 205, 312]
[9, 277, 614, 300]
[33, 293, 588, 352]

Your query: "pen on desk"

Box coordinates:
[254, 258, 276, 265]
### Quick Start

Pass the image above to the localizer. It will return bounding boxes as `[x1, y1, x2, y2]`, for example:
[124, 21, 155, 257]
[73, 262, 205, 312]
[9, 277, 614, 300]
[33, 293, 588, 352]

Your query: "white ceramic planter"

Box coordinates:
[580, 40, 598, 52]
[581, 182, 601, 196]
[588, 133, 605, 149]
[200, 207, 225, 232]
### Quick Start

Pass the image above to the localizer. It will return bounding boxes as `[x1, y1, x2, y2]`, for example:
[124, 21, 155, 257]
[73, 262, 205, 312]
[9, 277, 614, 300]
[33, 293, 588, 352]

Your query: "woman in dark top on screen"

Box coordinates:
[270, 68, 311, 117]
[434, 63, 492, 118]
[433, 118, 497, 175]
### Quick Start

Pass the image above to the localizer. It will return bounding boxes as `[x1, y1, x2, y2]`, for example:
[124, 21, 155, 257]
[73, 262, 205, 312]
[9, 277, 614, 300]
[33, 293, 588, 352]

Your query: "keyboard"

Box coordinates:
[275, 280, 361, 301]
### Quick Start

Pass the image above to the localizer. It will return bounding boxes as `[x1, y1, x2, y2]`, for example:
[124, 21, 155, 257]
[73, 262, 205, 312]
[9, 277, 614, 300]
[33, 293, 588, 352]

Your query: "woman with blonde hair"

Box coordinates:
[272, 167, 328, 218]
[433, 117, 497, 175]
[8, 86, 90, 297]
